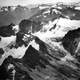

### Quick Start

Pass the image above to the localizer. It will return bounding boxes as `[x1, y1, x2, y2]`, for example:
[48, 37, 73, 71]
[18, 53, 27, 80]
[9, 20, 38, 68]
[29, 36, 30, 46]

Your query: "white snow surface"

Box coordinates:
[0, 36, 16, 49]
[0, 18, 80, 65]
[34, 18, 80, 41]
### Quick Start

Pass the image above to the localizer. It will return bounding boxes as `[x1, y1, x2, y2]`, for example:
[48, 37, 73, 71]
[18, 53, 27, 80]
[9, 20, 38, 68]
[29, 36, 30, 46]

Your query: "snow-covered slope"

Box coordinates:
[0, 3, 80, 80]
[1, 3, 80, 66]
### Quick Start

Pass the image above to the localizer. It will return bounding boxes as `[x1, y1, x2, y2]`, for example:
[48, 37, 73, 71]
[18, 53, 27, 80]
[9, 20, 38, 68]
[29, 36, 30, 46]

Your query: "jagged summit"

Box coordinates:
[0, 2, 80, 80]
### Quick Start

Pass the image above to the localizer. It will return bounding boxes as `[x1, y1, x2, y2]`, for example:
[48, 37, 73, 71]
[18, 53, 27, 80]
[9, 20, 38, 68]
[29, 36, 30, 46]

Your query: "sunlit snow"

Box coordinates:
[1, 14, 80, 65]
[0, 36, 16, 49]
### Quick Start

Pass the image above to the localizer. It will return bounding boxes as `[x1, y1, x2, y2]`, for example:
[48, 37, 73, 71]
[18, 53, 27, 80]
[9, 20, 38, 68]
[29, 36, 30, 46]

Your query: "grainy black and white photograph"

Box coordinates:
[0, 0, 80, 80]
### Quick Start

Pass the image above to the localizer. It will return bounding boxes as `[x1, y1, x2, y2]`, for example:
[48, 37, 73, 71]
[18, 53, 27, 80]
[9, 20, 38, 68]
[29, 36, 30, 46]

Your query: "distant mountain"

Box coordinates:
[0, 3, 80, 27]
[0, 5, 40, 27]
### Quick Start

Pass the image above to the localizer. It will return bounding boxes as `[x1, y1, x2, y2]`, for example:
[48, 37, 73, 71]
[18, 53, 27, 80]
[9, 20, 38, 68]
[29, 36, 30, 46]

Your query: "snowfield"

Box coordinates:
[0, 3, 80, 80]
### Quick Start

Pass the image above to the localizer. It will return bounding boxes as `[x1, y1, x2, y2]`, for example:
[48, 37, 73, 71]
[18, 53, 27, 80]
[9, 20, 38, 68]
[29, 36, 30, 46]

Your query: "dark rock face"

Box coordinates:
[0, 35, 50, 80]
[19, 19, 42, 34]
[1, 33, 80, 80]
[1, 28, 80, 80]
[0, 56, 33, 80]
[0, 23, 15, 37]
[62, 28, 80, 55]
[14, 34, 50, 69]
[61, 7, 80, 20]
[15, 32, 27, 48]
[19, 19, 32, 34]
[22, 45, 46, 69]
[0, 64, 9, 80]
[0, 48, 4, 54]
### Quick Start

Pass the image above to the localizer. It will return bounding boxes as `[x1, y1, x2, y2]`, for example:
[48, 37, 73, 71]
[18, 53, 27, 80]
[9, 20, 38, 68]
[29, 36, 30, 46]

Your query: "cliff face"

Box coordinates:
[0, 3, 80, 80]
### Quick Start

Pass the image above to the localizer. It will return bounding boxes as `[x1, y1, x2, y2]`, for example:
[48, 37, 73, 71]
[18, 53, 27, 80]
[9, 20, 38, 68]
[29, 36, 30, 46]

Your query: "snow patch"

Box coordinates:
[0, 36, 16, 49]
[13, 25, 19, 33]
[57, 18, 80, 28]
[10, 45, 28, 59]
[75, 7, 80, 10]
[29, 40, 40, 51]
